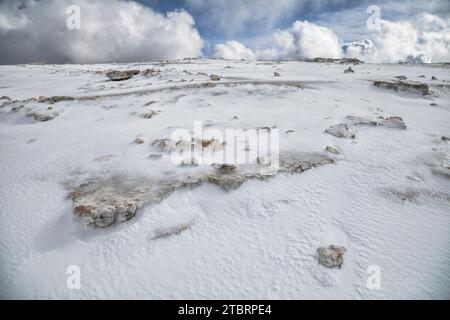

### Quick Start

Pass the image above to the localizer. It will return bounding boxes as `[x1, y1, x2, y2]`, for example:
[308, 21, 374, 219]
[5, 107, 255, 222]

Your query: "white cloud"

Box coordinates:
[213, 20, 343, 60]
[344, 13, 450, 63]
[213, 13, 450, 63]
[213, 41, 255, 60]
[0, 0, 204, 64]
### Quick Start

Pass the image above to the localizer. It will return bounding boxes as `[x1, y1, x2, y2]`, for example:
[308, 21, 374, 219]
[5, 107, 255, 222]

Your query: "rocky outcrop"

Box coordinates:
[317, 245, 346, 268]
[373, 80, 429, 96]
[106, 70, 140, 81]
[68, 152, 333, 228]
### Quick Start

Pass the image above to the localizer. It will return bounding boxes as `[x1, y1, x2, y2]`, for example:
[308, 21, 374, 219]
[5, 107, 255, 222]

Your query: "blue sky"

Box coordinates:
[136, 0, 450, 53]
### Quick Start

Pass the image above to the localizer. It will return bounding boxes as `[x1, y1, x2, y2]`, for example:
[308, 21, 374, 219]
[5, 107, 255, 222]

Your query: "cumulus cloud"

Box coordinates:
[213, 13, 450, 63]
[213, 41, 255, 60]
[0, 0, 204, 64]
[213, 20, 343, 60]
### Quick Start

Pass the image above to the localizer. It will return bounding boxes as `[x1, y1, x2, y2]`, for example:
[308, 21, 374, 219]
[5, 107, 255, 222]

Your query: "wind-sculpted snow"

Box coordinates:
[0, 59, 449, 299]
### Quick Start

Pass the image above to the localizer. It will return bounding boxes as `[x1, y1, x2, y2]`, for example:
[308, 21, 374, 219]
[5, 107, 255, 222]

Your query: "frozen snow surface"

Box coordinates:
[0, 59, 449, 299]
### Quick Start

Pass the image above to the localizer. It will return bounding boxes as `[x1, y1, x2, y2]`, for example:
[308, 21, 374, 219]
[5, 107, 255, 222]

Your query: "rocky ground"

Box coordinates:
[0, 59, 449, 299]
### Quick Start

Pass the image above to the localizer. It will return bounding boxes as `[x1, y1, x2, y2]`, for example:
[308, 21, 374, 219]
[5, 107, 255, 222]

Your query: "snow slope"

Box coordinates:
[0, 60, 449, 299]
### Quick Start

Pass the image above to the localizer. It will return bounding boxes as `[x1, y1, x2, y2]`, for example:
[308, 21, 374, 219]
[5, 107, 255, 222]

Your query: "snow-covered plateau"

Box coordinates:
[0, 59, 449, 299]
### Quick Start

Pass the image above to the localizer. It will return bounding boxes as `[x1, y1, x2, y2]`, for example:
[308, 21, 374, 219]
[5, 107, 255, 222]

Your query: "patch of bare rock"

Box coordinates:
[68, 152, 334, 228]
[106, 70, 140, 81]
[317, 245, 346, 268]
[373, 80, 429, 96]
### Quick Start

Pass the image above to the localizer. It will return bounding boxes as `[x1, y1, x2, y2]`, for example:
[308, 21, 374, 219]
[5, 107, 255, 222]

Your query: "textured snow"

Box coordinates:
[0, 60, 449, 299]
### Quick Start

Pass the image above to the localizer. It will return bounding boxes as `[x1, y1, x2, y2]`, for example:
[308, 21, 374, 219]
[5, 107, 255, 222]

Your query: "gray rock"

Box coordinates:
[382, 116, 407, 129]
[142, 68, 160, 77]
[27, 109, 60, 122]
[373, 80, 429, 96]
[343, 67, 355, 74]
[106, 70, 140, 81]
[345, 115, 378, 126]
[325, 123, 356, 139]
[325, 145, 340, 154]
[68, 152, 334, 228]
[210, 74, 221, 81]
[317, 245, 346, 268]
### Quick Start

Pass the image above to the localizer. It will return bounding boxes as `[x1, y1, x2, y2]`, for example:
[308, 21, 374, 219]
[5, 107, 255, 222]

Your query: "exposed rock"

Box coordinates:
[325, 123, 356, 139]
[152, 138, 173, 152]
[153, 223, 192, 239]
[142, 110, 159, 119]
[106, 70, 140, 81]
[68, 152, 333, 228]
[217, 163, 237, 173]
[430, 103, 438, 107]
[382, 116, 407, 129]
[133, 138, 145, 145]
[142, 68, 160, 77]
[373, 80, 429, 96]
[148, 153, 163, 160]
[343, 67, 355, 74]
[345, 115, 377, 126]
[210, 74, 221, 81]
[274, 72, 281, 77]
[317, 245, 346, 268]
[394, 75, 407, 80]
[418, 75, 426, 78]
[27, 109, 59, 122]
[286, 129, 295, 134]
[40, 96, 75, 104]
[431, 76, 438, 81]
[325, 145, 340, 154]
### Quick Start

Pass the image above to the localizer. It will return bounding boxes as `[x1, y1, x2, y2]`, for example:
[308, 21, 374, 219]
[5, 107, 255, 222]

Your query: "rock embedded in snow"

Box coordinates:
[345, 115, 378, 126]
[37, 96, 75, 104]
[153, 223, 192, 239]
[395, 75, 407, 80]
[373, 80, 429, 96]
[382, 116, 407, 130]
[133, 138, 145, 145]
[325, 145, 340, 154]
[141, 68, 160, 77]
[27, 109, 59, 122]
[317, 245, 346, 268]
[142, 110, 159, 119]
[106, 70, 140, 81]
[325, 123, 356, 139]
[210, 74, 221, 81]
[343, 67, 355, 74]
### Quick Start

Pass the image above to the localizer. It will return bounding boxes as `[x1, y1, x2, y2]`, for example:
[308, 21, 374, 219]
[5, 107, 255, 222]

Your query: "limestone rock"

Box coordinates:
[325, 123, 356, 139]
[317, 245, 346, 268]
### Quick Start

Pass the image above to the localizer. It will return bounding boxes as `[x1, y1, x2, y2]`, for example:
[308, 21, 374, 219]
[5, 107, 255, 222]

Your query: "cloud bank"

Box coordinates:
[213, 14, 450, 63]
[0, 0, 204, 64]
